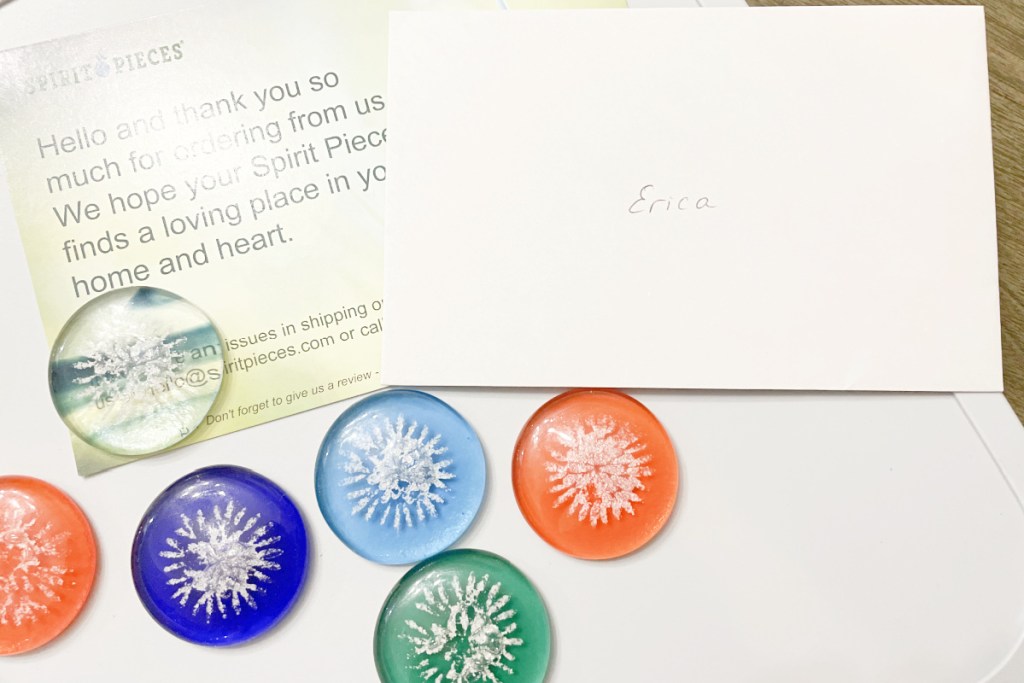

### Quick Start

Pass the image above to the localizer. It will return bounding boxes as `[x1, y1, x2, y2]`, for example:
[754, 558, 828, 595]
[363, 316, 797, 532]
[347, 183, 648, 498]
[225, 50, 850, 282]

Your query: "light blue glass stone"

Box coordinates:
[315, 390, 486, 565]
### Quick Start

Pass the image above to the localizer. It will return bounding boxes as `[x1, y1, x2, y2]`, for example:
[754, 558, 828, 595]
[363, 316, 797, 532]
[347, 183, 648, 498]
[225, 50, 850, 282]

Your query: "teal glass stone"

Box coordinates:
[375, 549, 551, 683]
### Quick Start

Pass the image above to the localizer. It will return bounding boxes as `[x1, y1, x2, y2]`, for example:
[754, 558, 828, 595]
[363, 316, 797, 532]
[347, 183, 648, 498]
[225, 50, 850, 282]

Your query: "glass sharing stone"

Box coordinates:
[131, 465, 308, 646]
[375, 549, 550, 683]
[513, 389, 679, 560]
[48, 286, 224, 456]
[315, 389, 486, 565]
[0, 476, 97, 656]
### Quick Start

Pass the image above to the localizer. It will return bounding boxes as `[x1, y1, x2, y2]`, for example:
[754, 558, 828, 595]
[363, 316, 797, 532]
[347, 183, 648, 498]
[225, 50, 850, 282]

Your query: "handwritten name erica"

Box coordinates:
[628, 184, 717, 215]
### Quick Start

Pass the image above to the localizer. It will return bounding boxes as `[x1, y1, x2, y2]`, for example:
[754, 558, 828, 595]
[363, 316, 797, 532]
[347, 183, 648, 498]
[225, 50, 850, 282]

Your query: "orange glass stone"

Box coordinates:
[0, 476, 97, 655]
[513, 389, 679, 560]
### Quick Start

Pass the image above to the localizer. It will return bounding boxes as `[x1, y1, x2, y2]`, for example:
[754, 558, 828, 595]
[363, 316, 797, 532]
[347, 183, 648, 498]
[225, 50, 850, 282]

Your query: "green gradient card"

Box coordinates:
[0, 0, 622, 475]
[0, 0, 622, 474]
[0, 0, 420, 473]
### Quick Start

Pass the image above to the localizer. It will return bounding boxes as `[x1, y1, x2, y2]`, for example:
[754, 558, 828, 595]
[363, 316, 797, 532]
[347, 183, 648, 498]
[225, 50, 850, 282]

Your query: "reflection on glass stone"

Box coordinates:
[513, 389, 679, 560]
[315, 390, 486, 565]
[0, 476, 97, 655]
[131, 465, 308, 646]
[48, 286, 224, 456]
[375, 549, 551, 683]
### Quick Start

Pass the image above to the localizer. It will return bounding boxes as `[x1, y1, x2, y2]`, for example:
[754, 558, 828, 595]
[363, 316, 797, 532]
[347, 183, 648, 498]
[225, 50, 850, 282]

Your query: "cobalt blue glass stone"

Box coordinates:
[131, 465, 308, 646]
[315, 389, 486, 565]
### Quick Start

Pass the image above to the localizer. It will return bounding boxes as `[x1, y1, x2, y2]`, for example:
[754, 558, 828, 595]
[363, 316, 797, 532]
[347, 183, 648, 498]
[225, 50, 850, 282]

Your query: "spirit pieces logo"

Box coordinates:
[160, 499, 282, 620]
[404, 572, 523, 683]
[546, 418, 653, 527]
[342, 415, 454, 530]
[0, 505, 69, 626]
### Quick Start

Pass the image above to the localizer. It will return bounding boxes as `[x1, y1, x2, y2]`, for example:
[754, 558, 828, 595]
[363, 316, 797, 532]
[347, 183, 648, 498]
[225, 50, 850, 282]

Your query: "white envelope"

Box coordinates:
[384, 7, 1002, 391]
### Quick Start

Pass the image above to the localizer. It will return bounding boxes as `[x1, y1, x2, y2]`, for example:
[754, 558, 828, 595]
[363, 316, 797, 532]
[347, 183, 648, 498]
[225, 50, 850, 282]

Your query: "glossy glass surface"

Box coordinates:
[49, 286, 224, 456]
[513, 389, 679, 559]
[0, 476, 96, 655]
[375, 549, 550, 683]
[131, 465, 307, 646]
[316, 390, 486, 565]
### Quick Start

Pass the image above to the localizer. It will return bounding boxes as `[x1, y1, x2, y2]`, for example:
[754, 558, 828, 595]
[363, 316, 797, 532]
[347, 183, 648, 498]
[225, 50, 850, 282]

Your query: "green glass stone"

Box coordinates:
[375, 549, 551, 683]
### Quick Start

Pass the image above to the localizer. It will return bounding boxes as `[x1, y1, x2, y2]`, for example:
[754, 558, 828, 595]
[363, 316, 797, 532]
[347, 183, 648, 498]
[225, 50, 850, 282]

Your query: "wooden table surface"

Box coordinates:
[748, 0, 1024, 422]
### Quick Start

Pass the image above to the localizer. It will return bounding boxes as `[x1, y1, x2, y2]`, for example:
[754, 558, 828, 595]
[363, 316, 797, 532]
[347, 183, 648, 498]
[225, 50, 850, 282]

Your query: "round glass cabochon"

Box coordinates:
[513, 389, 679, 560]
[0, 476, 97, 656]
[131, 465, 308, 646]
[49, 286, 224, 456]
[315, 389, 486, 565]
[375, 549, 550, 683]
